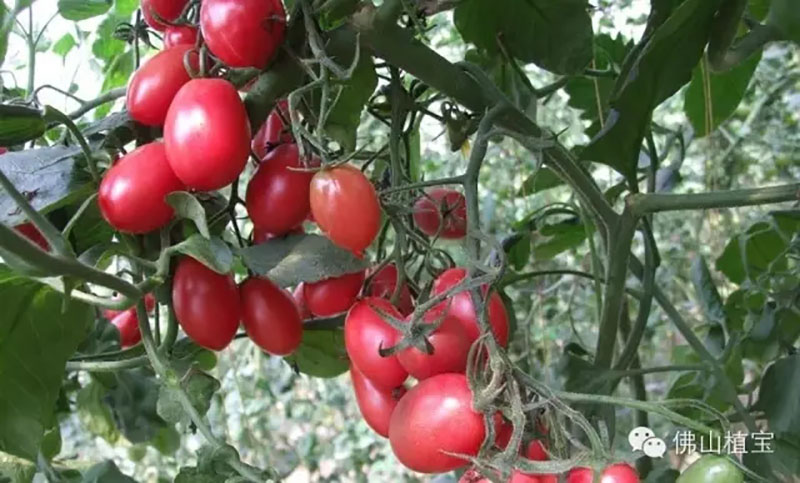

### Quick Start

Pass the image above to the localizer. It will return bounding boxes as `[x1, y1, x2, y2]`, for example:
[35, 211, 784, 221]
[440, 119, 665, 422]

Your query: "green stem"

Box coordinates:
[608, 363, 708, 378]
[66, 356, 150, 372]
[43, 106, 99, 183]
[628, 182, 799, 215]
[67, 87, 127, 119]
[379, 175, 465, 195]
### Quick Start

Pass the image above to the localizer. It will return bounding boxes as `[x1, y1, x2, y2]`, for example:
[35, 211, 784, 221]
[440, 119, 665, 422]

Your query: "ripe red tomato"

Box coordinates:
[310, 165, 381, 256]
[164, 78, 251, 191]
[163, 24, 198, 48]
[389, 373, 484, 473]
[98, 142, 184, 234]
[397, 308, 470, 380]
[252, 100, 292, 160]
[240, 277, 303, 356]
[292, 283, 312, 319]
[141, 0, 188, 31]
[413, 188, 467, 239]
[304, 270, 365, 317]
[14, 222, 49, 251]
[432, 268, 510, 346]
[172, 257, 241, 351]
[246, 144, 316, 236]
[344, 297, 407, 389]
[126, 45, 195, 126]
[253, 224, 304, 244]
[567, 464, 639, 483]
[200, 0, 286, 69]
[0, 147, 7, 154]
[110, 309, 142, 347]
[366, 263, 414, 316]
[350, 363, 406, 438]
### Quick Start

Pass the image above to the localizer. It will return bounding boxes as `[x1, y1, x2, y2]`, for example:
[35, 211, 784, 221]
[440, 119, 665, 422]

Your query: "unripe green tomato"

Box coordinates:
[676, 456, 743, 483]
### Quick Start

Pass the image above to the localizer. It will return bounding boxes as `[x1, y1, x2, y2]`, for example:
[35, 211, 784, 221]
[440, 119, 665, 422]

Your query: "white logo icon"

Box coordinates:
[628, 426, 666, 459]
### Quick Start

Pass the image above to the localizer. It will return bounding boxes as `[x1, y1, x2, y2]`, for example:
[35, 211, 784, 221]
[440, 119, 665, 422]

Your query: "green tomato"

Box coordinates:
[676, 456, 744, 483]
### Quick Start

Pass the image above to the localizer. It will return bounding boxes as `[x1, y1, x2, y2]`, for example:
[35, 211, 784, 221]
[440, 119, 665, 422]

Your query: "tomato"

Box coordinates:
[246, 144, 316, 236]
[310, 165, 381, 256]
[567, 464, 639, 483]
[240, 277, 303, 356]
[126, 45, 195, 126]
[253, 224, 304, 244]
[200, 0, 285, 69]
[344, 297, 407, 389]
[304, 270, 365, 317]
[0, 147, 7, 154]
[14, 222, 49, 251]
[350, 363, 405, 438]
[141, 0, 188, 31]
[366, 263, 414, 316]
[432, 268, 510, 346]
[164, 78, 251, 191]
[98, 142, 184, 234]
[292, 283, 312, 319]
[110, 309, 142, 347]
[163, 25, 198, 48]
[252, 100, 292, 160]
[413, 188, 468, 239]
[397, 308, 470, 380]
[389, 373, 484, 473]
[676, 456, 743, 483]
[172, 257, 241, 351]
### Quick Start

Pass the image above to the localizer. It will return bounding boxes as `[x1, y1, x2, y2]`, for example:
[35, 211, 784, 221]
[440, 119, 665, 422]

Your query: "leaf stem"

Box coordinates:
[628, 182, 800, 215]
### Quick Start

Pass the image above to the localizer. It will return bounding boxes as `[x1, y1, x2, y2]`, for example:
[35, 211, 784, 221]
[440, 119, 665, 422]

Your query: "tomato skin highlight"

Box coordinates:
[366, 263, 414, 316]
[126, 45, 195, 126]
[310, 165, 381, 256]
[172, 257, 241, 351]
[389, 373, 484, 473]
[141, 0, 188, 31]
[163, 24, 198, 47]
[246, 144, 315, 236]
[164, 78, 251, 191]
[240, 277, 303, 356]
[350, 363, 405, 438]
[252, 100, 292, 159]
[14, 222, 49, 251]
[200, 0, 286, 69]
[413, 188, 468, 239]
[344, 297, 408, 389]
[676, 455, 743, 483]
[98, 142, 184, 234]
[432, 267, 510, 346]
[397, 308, 470, 380]
[304, 270, 365, 317]
[567, 464, 640, 483]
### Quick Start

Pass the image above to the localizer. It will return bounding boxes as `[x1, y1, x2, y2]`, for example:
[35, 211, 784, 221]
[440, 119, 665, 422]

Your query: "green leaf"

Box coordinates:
[684, 52, 761, 137]
[0, 267, 93, 460]
[52, 33, 77, 60]
[91, 15, 126, 61]
[507, 233, 531, 270]
[114, 0, 138, 17]
[581, 0, 723, 183]
[454, 0, 593, 75]
[157, 370, 220, 425]
[754, 355, 800, 438]
[77, 380, 119, 444]
[102, 369, 167, 444]
[80, 460, 137, 483]
[285, 327, 348, 378]
[0, 145, 94, 226]
[0, 105, 46, 145]
[58, 0, 112, 20]
[531, 220, 587, 260]
[170, 235, 233, 274]
[691, 255, 726, 325]
[716, 235, 746, 284]
[167, 192, 210, 239]
[517, 167, 565, 196]
[318, 0, 359, 30]
[749, 0, 772, 20]
[322, 28, 378, 151]
[239, 234, 368, 287]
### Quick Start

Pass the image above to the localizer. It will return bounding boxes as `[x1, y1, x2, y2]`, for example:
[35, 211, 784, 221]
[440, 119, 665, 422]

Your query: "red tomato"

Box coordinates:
[126, 45, 195, 126]
[200, 0, 285, 69]
[366, 263, 414, 316]
[309, 165, 381, 256]
[303, 270, 365, 317]
[350, 363, 405, 438]
[253, 224, 304, 244]
[413, 188, 467, 239]
[292, 283, 312, 319]
[110, 309, 142, 347]
[389, 373, 484, 473]
[172, 257, 241, 351]
[141, 0, 188, 31]
[164, 78, 251, 191]
[397, 308, 470, 380]
[252, 100, 292, 160]
[432, 267, 510, 347]
[98, 142, 184, 234]
[163, 24, 198, 48]
[567, 464, 639, 483]
[240, 277, 303, 355]
[0, 147, 7, 154]
[14, 222, 49, 251]
[344, 297, 407, 389]
[246, 144, 315, 236]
